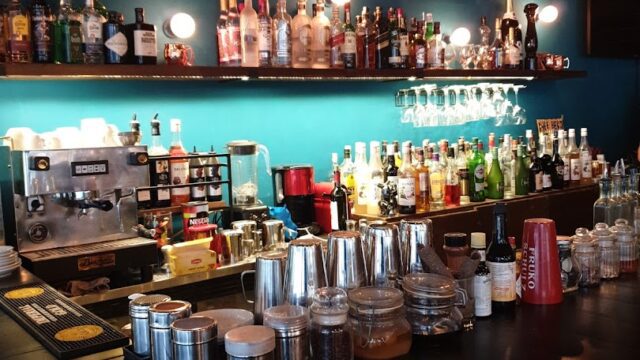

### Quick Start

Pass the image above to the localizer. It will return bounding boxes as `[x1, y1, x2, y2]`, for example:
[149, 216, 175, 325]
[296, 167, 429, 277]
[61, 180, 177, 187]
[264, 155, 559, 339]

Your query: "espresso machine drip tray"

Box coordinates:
[20, 238, 158, 287]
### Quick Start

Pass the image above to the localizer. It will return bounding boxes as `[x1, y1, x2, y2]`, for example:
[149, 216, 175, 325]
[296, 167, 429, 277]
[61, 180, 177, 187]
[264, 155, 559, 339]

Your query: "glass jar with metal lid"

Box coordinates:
[402, 273, 466, 336]
[149, 300, 193, 360]
[194, 309, 254, 359]
[129, 294, 171, 356]
[225, 325, 276, 360]
[171, 316, 217, 360]
[591, 223, 620, 279]
[309, 287, 353, 360]
[557, 239, 581, 293]
[611, 218, 638, 273]
[572, 227, 600, 287]
[347, 287, 412, 360]
[263, 305, 309, 360]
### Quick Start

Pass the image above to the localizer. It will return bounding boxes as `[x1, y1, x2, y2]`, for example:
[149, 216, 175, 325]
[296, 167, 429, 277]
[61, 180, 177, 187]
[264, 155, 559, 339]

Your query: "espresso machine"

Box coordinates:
[0, 146, 158, 287]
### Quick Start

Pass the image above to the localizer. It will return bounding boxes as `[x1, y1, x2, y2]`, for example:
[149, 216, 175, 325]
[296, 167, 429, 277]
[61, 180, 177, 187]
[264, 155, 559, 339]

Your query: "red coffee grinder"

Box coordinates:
[272, 165, 315, 227]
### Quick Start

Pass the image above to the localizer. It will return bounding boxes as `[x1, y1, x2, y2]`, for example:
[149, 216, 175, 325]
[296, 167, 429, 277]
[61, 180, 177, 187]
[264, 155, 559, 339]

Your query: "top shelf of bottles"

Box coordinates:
[0, 64, 587, 82]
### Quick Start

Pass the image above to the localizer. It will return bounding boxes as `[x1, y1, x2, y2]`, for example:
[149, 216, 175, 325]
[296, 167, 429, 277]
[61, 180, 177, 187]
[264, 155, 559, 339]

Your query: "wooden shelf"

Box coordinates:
[137, 201, 228, 217]
[0, 64, 587, 82]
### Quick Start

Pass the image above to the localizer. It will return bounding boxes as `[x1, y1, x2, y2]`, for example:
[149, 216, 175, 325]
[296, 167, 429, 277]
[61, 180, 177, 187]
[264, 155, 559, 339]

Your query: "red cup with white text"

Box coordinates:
[521, 218, 563, 305]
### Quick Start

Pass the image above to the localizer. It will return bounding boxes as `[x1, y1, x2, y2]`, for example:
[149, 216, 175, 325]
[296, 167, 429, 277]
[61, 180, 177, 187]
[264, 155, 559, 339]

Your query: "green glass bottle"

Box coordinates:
[468, 139, 486, 202]
[514, 145, 529, 196]
[53, 0, 83, 63]
[487, 147, 504, 199]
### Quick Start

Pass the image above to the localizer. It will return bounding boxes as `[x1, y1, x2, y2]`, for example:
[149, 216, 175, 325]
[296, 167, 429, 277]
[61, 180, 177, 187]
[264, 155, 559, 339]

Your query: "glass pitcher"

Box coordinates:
[227, 140, 271, 207]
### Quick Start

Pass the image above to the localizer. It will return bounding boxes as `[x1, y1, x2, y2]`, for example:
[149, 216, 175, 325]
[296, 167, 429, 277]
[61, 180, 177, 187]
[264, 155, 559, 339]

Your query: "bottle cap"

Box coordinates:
[425, 12, 433, 22]
[597, 154, 605, 161]
[444, 232, 468, 248]
[470, 232, 486, 248]
[581, 128, 588, 136]
[170, 119, 181, 132]
[568, 128, 575, 136]
[344, 145, 351, 151]
[355, 141, 366, 151]
[557, 129, 565, 139]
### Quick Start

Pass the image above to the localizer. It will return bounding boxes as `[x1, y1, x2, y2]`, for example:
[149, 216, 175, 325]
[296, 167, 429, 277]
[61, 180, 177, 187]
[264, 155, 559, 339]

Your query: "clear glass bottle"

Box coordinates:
[240, 0, 259, 67]
[591, 223, 619, 279]
[352, 142, 370, 215]
[310, 287, 353, 360]
[311, 0, 330, 69]
[426, 21, 444, 69]
[31, 0, 53, 63]
[415, 148, 430, 213]
[397, 143, 416, 214]
[573, 227, 599, 288]
[81, 0, 103, 64]
[501, 134, 514, 198]
[340, 145, 355, 204]
[169, 119, 190, 206]
[226, 0, 242, 66]
[612, 174, 631, 225]
[579, 128, 593, 184]
[329, 3, 343, 68]
[429, 153, 444, 210]
[594, 177, 615, 226]
[272, 0, 292, 67]
[490, 18, 504, 69]
[621, 175, 635, 225]
[367, 141, 384, 216]
[567, 129, 581, 184]
[255, 0, 271, 67]
[558, 130, 571, 186]
[291, 0, 311, 68]
[356, 6, 375, 69]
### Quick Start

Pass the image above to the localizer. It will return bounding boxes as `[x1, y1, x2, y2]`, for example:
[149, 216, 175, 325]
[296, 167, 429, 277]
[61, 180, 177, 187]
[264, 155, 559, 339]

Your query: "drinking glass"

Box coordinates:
[458, 45, 476, 70]
[444, 43, 457, 69]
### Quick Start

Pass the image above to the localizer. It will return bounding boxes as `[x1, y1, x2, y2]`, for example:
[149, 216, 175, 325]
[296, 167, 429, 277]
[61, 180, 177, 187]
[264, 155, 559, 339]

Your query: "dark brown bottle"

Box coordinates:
[486, 202, 516, 314]
[129, 8, 157, 64]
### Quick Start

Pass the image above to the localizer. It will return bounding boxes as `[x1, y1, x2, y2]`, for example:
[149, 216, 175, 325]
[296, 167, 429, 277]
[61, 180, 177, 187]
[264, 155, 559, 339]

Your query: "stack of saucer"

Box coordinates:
[0, 246, 21, 278]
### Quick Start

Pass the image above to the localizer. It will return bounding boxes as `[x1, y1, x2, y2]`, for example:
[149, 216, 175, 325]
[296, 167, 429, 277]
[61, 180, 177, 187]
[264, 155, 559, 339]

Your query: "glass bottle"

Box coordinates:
[217, 0, 229, 66]
[393, 140, 402, 168]
[612, 174, 631, 224]
[486, 202, 516, 313]
[557, 130, 571, 186]
[415, 148, 430, 213]
[479, 16, 491, 47]
[551, 135, 565, 190]
[367, 141, 384, 216]
[567, 129, 581, 185]
[490, 18, 504, 69]
[341, 2, 356, 69]
[329, 3, 343, 68]
[148, 116, 171, 208]
[356, 7, 375, 69]
[485, 133, 495, 173]
[468, 140, 486, 202]
[340, 145, 355, 203]
[330, 162, 349, 231]
[131, 8, 157, 65]
[103, 11, 127, 64]
[272, 0, 292, 67]
[53, 0, 83, 64]
[373, 6, 389, 69]
[0, 4, 6, 63]
[240, 0, 259, 67]
[206, 146, 223, 202]
[471, 232, 491, 318]
[189, 146, 207, 202]
[611, 219, 638, 274]
[443, 232, 469, 273]
[6, 0, 32, 63]
[388, 7, 401, 69]
[82, 0, 104, 64]
[310, 288, 353, 360]
[384, 144, 398, 189]
[514, 145, 529, 196]
[311, 0, 330, 69]
[579, 128, 593, 184]
[397, 8, 409, 68]
[410, 19, 425, 69]
[529, 143, 543, 193]
[30, 0, 53, 63]
[594, 177, 614, 226]
[501, 0, 522, 66]
[352, 142, 370, 215]
[501, 134, 514, 198]
[523, 3, 538, 71]
[169, 119, 190, 206]
[426, 21, 444, 69]
[429, 153, 444, 210]
[291, 0, 311, 68]
[257, 0, 271, 67]
[398, 143, 417, 214]
[539, 135, 554, 192]
[504, 27, 519, 69]
[486, 147, 504, 200]
[227, 0, 242, 66]
[445, 147, 461, 207]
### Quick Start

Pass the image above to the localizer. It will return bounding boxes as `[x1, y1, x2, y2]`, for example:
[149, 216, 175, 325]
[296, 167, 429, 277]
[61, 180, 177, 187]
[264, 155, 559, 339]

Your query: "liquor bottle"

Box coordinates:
[53, 0, 82, 64]
[490, 18, 503, 69]
[579, 128, 593, 184]
[551, 135, 565, 190]
[486, 202, 516, 313]
[479, 16, 491, 47]
[356, 7, 375, 69]
[257, 0, 271, 67]
[340, 145, 355, 203]
[398, 143, 417, 214]
[206, 146, 223, 202]
[380, 140, 388, 167]
[240, 0, 259, 67]
[525, 129, 535, 168]
[426, 21, 444, 69]
[374, 6, 389, 69]
[352, 142, 370, 215]
[397, 8, 409, 68]
[429, 153, 444, 210]
[487, 147, 504, 199]
[523, 3, 538, 70]
[409, 20, 426, 69]
[384, 144, 399, 188]
[367, 141, 384, 215]
[82, 0, 103, 64]
[388, 8, 402, 69]
[514, 145, 528, 196]
[501, 134, 514, 198]
[415, 148, 430, 212]
[393, 140, 402, 167]
[292, 0, 311, 68]
[310, 0, 330, 69]
[129, 8, 157, 65]
[30, 0, 53, 63]
[330, 162, 349, 231]
[529, 144, 543, 193]
[468, 140, 486, 202]
[103, 11, 127, 64]
[169, 119, 190, 206]
[329, 3, 343, 68]
[445, 147, 461, 207]
[594, 177, 614, 226]
[217, 0, 229, 66]
[567, 129, 581, 184]
[342, 2, 356, 69]
[189, 147, 207, 202]
[501, 0, 522, 66]
[227, 0, 242, 67]
[485, 133, 495, 173]
[6, 0, 32, 63]
[504, 27, 519, 69]
[0, 4, 6, 63]
[558, 130, 571, 186]
[539, 135, 554, 191]
[472, 232, 492, 318]
[149, 116, 171, 208]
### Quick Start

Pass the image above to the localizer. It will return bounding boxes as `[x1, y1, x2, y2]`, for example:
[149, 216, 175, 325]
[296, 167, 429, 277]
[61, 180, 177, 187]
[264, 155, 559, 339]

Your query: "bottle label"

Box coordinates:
[581, 151, 592, 179]
[258, 19, 271, 53]
[542, 174, 552, 189]
[275, 21, 291, 64]
[134, 30, 157, 57]
[170, 160, 190, 196]
[330, 201, 339, 230]
[154, 160, 171, 201]
[343, 31, 357, 54]
[137, 189, 151, 202]
[105, 32, 128, 56]
[376, 30, 390, 50]
[299, 25, 311, 46]
[227, 25, 242, 61]
[330, 31, 345, 48]
[570, 158, 581, 181]
[32, 11, 52, 54]
[189, 166, 206, 200]
[427, 39, 438, 66]
[562, 158, 570, 181]
[206, 165, 222, 198]
[430, 176, 443, 199]
[397, 177, 416, 206]
[11, 15, 29, 38]
[419, 172, 428, 191]
[474, 164, 485, 192]
[69, 24, 83, 60]
[486, 261, 516, 302]
[534, 172, 543, 191]
[399, 34, 410, 56]
[357, 181, 368, 205]
[474, 274, 492, 317]
[84, 19, 102, 43]
[415, 46, 426, 68]
[387, 175, 398, 189]
[556, 164, 564, 180]
[217, 27, 229, 62]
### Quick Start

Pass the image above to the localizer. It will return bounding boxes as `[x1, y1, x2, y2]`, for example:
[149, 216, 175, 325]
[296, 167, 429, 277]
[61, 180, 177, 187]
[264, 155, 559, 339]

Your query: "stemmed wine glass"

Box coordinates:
[512, 85, 527, 125]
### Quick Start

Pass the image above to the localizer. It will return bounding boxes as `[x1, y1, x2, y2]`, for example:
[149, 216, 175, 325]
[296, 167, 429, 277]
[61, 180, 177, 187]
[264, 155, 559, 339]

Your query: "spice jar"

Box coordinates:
[225, 325, 276, 360]
[348, 287, 412, 360]
[572, 228, 600, 288]
[171, 316, 217, 360]
[193, 309, 254, 359]
[591, 223, 619, 279]
[263, 305, 310, 360]
[129, 294, 171, 356]
[309, 287, 353, 360]
[442, 233, 469, 274]
[557, 239, 581, 293]
[149, 300, 193, 360]
[611, 219, 639, 273]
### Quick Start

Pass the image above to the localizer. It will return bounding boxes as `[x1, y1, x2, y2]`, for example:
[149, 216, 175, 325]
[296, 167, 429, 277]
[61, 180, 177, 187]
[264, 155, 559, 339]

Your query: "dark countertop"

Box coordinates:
[1, 269, 638, 359]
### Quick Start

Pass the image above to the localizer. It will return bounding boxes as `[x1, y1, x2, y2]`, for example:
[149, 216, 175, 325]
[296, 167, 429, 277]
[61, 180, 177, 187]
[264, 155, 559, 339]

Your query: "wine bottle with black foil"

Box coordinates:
[551, 135, 565, 190]
[330, 163, 349, 231]
[129, 8, 157, 64]
[486, 202, 516, 314]
[30, 0, 53, 63]
[103, 11, 128, 64]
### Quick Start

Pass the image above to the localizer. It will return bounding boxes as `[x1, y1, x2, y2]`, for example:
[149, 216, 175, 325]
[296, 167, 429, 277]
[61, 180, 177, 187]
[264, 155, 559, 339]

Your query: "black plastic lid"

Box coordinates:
[444, 232, 467, 247]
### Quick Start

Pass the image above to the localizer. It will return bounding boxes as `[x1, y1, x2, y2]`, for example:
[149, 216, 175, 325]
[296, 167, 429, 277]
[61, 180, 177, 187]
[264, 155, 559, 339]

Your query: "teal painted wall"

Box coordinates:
[1, 0, 638, 205]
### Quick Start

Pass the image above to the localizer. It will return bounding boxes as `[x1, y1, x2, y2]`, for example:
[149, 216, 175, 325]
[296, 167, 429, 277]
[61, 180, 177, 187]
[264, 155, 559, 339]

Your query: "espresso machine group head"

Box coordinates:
[0, 146, 158, 287]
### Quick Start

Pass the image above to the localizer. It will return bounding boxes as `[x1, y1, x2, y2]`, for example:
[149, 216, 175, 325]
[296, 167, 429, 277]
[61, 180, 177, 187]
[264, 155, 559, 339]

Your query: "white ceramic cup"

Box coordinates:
[55, 127, 82, 149]
[80, 118, 108, 148]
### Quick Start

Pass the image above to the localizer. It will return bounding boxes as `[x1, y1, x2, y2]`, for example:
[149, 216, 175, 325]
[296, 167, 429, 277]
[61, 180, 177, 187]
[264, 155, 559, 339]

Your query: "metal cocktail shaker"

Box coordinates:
[368, 224, 401, 288]
[262, 219, 286, 250]
[284, 239, 328, 307]
[399, 219, 433, 275]
[326, 231, 368, 290]
[241, 251, 287, 324]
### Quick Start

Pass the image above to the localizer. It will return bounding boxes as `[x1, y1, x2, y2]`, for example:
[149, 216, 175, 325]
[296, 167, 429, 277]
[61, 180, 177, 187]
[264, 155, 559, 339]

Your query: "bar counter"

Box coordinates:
[1, 270, 638, 359]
